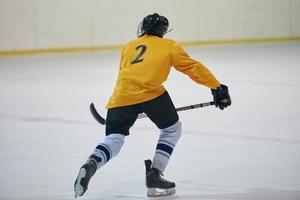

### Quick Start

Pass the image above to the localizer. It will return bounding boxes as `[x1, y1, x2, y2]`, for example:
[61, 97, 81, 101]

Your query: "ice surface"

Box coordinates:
[1, 42, 300, 200]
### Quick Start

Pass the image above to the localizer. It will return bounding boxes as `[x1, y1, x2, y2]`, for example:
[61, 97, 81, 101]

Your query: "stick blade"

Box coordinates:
[89, 103, 106, 125]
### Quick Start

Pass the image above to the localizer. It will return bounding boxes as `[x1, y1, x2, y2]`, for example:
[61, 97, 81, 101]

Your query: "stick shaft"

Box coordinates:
[137, 101, 214, 119]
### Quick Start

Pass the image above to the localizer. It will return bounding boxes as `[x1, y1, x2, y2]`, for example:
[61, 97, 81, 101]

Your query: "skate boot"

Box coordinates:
[74, 158, 97, 198]
[145, 159, 176, 197]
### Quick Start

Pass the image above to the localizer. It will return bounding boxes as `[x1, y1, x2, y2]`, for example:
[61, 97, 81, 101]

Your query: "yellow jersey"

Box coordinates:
[106, 35, 220, 109]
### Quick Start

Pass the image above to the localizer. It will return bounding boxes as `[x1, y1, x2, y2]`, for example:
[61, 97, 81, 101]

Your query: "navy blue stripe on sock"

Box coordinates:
[159, 140, 175, 148]
[156, 143, 173, 155]
[96, 144, 111, 161]
[101, 143, 112, 157]
[156, 150, 171, 159]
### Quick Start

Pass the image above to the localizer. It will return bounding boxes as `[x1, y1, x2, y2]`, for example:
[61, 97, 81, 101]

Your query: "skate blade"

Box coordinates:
[74, 168, 87, 198]
[147, 187, 176, 197]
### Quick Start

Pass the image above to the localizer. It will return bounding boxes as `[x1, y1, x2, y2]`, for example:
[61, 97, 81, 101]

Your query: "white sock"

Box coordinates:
[152, 121, 182, 172]
[90, 133, 125, 168]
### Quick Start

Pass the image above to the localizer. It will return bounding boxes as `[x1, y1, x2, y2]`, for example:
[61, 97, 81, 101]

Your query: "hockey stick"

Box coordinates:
[90, 101, 214, 125]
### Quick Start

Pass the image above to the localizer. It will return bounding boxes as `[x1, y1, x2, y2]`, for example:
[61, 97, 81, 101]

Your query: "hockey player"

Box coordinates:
[74, 13, 231, 198]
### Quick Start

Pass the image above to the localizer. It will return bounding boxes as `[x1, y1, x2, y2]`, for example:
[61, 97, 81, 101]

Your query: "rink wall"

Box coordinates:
[0, 0, 300, 56]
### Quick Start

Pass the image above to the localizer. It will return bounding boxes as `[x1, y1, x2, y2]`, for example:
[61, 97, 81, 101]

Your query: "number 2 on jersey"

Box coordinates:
[131, 45, 147, 64]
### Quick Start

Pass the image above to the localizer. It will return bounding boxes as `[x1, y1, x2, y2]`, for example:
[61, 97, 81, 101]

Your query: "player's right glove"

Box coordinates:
[211, 84, 231, 110]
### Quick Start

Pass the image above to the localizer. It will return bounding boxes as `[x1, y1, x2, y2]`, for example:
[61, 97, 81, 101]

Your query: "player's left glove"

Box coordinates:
[211, 84, 231, 110]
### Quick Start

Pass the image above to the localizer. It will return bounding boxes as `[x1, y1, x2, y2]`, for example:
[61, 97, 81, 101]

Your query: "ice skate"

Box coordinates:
[74, 158, 97, 198]
[145, 159, 176, 197]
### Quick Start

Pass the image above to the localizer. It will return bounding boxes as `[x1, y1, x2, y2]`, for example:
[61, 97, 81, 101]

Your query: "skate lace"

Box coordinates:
[148, 168, 173, 184]
[157, 172, 170, 183]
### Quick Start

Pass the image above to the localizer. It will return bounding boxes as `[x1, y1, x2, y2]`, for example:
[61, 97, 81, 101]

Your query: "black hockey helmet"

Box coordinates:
[137, 13, 169, 38]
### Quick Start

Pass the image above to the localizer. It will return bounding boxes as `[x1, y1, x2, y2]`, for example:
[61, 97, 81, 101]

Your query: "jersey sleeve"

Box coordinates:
[170, 42, 220, 89]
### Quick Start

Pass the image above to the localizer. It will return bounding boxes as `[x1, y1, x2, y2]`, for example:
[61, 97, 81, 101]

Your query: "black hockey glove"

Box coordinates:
[211, 84, 231, 110]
